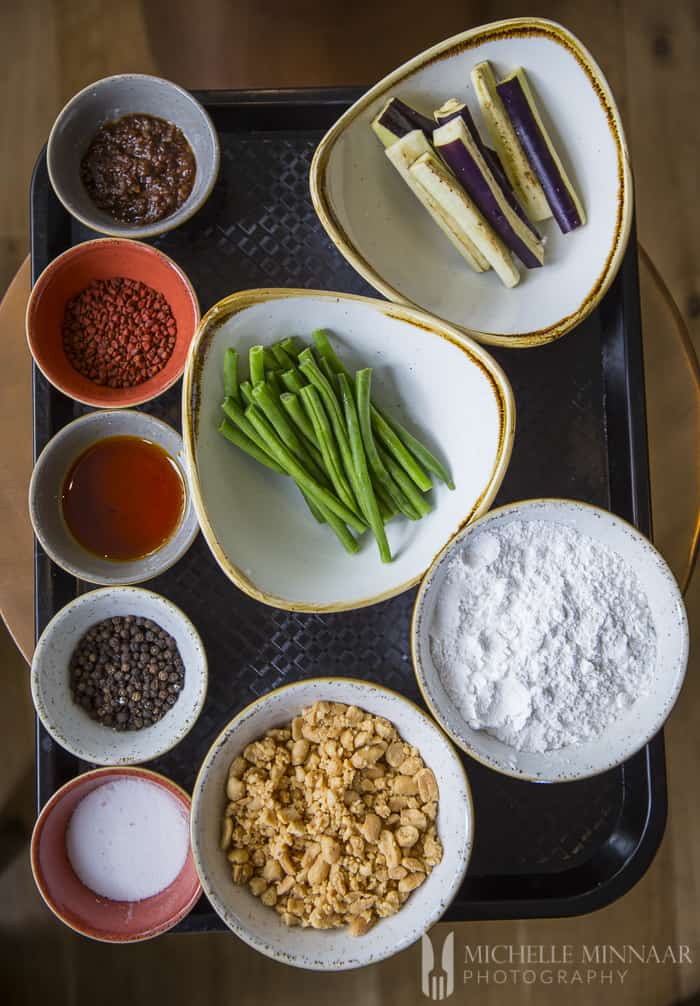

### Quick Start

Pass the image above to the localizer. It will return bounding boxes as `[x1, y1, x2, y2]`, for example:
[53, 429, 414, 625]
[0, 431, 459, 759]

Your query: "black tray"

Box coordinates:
[31, 88, 665, 926]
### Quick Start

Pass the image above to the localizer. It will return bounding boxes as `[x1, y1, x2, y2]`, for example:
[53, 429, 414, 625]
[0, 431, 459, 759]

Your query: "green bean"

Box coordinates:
[281, 368, 306, 394]
[249, 345, 266, 386]
[223, 348, 239, 401]
[280, 392, 318, 446]
[318, 355, 338, 387]
[319, 509, 360, 554]
[385, 418, 454, 490]
[299, 385, 360, 518]
[218, 419, 286, 474]
[245, 405, 366, 534]
[271, 344, 296, 370]
[265, 370, 284, 398]
[379, 447, 431, 517]
[301, 490, 325, 523]
[222, 396, 273, 456]
[374, 483, 397, 522]
[251, 382, 327, 480]
[338, 373, 390, 562]
[281, 336, 303, 358]
[220, 415, 324, 525]
[312, 328, 453, 489]
[355, 368, 419, 520]
[372, 411, 432, 492]
[239, 380, 254, 407]
[312, 329, 344, 374]
[263, 348, 279, 371]
[297, 349, 364, 513]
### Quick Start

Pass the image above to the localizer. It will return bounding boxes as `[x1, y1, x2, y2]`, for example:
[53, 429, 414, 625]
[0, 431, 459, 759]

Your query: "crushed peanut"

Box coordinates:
[220, 701, 442, 935]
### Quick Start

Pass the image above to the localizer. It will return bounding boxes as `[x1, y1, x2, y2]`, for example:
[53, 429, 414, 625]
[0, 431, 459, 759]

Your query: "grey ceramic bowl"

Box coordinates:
[31, 586, 208, 765]
[190, 677, 473, 970]
[47, 74, 220, 238]
[29, 410, 199, 585]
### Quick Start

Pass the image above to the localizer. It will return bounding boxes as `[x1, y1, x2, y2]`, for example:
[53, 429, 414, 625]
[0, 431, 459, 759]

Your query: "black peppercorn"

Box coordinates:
[69, 615, 185, 731]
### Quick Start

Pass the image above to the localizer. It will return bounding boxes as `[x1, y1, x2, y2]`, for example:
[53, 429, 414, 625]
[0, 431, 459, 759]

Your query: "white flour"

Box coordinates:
[429, 520, 657, 753]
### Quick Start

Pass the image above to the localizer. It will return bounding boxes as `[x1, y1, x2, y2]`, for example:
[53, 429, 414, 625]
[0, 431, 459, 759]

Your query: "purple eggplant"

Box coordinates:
[385, 131, 490, 273]
[496, 68, 585, 234]
[371, 97, 434, 147]
[434, 98, 541, 240]
[408, 152, 520, 288]
[433, 117, 544, 268]
[471, 61, 552, 223]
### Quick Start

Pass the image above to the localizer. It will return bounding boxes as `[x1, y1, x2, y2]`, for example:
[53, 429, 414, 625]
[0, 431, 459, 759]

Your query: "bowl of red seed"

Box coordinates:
[26, 237, 199, 407]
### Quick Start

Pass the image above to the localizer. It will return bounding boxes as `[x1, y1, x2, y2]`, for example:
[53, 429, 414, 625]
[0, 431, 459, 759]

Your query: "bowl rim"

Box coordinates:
[30, 584, 208, 766]
[309, 16, 634, 349]
[46, 72, 221, 239]
[30, 764, 202, 942]
[411, 497, 690, 782]
[28, 408, 199, 586]
[25, 236, 201, 408]
[189, 675, 474, 970]
[181, 286, 516, 613]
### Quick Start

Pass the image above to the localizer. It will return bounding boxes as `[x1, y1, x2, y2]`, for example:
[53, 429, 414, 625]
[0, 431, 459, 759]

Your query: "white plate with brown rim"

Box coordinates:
[310, 18, 633, 348]
[182, 288, 514, 612]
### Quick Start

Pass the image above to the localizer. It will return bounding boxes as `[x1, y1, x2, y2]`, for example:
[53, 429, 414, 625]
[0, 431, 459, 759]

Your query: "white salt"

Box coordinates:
[429, 520, 657, 753]
[66, 778, 189, 901]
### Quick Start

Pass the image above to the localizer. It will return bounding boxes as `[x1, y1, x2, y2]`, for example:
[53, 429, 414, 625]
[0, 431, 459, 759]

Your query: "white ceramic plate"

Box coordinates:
[412, 499, 689, 782]
[310, 18, 632, 348]
[182, 288, 514, 612]
[31, 586, 208, 765]
[190, 677, 473, 970]
[29, 410, 199, 585]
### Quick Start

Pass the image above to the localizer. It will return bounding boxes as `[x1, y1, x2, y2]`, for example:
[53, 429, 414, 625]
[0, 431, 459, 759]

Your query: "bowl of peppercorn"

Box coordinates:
[30, 586, 208, 765]
[26, 237, 200, 408]
[46, 73, 219, 239]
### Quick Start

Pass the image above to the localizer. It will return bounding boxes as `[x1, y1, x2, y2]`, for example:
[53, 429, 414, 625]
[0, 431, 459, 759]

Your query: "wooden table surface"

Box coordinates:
[1, 2, 699, 1004]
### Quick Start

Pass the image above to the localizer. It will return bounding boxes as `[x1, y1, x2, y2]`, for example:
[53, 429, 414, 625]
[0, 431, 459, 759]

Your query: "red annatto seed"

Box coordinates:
[62, 277, 178, 388]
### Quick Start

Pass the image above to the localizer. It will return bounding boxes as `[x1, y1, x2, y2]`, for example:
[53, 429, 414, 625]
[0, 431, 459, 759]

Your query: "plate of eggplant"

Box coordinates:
[310, 17, 632, 348]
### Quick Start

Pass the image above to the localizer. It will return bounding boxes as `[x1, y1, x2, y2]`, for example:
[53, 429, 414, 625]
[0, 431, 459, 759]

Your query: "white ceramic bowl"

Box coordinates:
[412, 499, 689, 782]
[31, 586, 208, 765]
[190, 677, 473, 970]
[310, 18, 632, 348]
[182, 288, 514, 612]
[47, 74, 220, 239]
[29, 410, 199, 585]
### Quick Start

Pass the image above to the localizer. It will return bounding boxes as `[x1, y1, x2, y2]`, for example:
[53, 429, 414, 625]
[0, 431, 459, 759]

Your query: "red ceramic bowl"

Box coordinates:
[31, 766, 201, 942]
[26, 238, 200, 408]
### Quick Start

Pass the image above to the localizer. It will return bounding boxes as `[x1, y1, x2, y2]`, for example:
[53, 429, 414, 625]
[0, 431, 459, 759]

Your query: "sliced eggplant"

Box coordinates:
[434, 98, 542, 241]
[433, 118, 544, 269]
[409, 152, 520, 288]
[471, 61, 551, 223]
[371, 96, 434, 147]
[496, 68, 585, 234]
[384, 131, 490, 272]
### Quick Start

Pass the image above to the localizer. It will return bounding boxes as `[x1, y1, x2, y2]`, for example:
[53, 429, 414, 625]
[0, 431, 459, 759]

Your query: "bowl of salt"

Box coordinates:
[31, 766, 201, 941]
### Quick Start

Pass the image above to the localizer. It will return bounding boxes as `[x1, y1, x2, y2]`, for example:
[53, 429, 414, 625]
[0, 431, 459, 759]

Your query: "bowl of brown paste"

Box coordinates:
[47, 74, 220, 238]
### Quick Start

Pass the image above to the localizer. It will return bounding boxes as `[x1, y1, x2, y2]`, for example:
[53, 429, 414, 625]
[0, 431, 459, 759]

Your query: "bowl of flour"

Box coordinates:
[412, 499, 688, 781]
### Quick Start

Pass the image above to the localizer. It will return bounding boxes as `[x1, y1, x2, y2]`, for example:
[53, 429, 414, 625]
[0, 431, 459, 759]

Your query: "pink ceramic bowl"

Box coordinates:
[31, 766, 201, 942]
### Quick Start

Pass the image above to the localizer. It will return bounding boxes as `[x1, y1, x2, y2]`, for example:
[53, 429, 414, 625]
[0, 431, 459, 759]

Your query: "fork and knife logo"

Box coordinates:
[421, 930, 455, 1000]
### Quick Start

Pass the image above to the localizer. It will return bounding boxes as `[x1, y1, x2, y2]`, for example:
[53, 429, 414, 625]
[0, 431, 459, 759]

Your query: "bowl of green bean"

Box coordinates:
[182, 288, 515, 613]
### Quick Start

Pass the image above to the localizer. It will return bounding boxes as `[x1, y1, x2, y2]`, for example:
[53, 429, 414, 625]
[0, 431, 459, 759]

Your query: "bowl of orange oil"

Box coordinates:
[29, 409, 199, 585]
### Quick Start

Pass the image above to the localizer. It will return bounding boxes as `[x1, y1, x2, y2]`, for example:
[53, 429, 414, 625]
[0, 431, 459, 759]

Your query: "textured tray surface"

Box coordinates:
[31, 93, 663, 926]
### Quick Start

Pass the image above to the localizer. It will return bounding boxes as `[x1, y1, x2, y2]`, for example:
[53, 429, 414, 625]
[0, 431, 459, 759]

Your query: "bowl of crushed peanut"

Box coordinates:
[190, 677, 473, 969]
